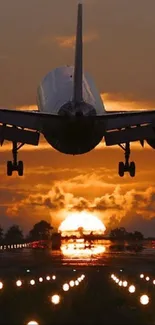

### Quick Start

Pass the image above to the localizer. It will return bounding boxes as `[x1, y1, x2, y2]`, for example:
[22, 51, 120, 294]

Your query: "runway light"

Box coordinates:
[146, 276, 150, 281]
[116, 278, 119, 283]
[140, 294, 149, 305]
[75, 280, 79, 286]
[46, 276, 50, 281]
[52, 275, 56, 280]
[27, 321, 39, 325]
[16, 280, 22, 287]
[153, 280, 155, 285]
[0, 282, 3, 289]
[73, 269, 76, 272]
[63, 283, 69, 291]
[119, 280, 122, 286]
[128, 285, 136, 293]
[69, 280, 75, 287]
[140, 274, 144, 279]
[111, 274, 114, 279]
[30, 279, 35, 286]
[51, 294, 60, 305]
[123, 281, 128, 287]
[39, 277, 43, 283]
[27, 269, 30, 273]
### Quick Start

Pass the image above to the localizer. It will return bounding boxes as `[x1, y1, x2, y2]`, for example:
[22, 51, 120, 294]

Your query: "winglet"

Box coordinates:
[73, 3, 83, 105]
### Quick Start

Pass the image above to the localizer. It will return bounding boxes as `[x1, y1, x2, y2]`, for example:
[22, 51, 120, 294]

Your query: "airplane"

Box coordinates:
[0, 2, 155, 177]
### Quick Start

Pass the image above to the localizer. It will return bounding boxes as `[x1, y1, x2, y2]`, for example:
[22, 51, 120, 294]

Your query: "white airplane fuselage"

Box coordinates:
[37, 66, 105, 154]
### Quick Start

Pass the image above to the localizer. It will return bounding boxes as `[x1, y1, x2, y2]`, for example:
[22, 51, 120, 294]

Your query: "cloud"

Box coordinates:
[102, 93, 155, 111]
[4, 180, 155, 236]
[53, 32, 98, 48]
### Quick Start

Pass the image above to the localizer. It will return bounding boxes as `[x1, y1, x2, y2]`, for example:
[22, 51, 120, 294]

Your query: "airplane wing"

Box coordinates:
[99, 110, 155, 146]
[0, 109, 66, 146]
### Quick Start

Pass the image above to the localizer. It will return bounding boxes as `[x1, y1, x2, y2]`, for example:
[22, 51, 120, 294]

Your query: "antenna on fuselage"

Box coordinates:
[73, 3, 83, 105]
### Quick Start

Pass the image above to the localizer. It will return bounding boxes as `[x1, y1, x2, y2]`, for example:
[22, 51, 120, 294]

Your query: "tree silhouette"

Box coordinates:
[28, 220, 53, 241]
[4, 225, 23, 244]
[110, 227, 144, 240]
[0, 226, 3, 243]
[110, 227, 127, 239]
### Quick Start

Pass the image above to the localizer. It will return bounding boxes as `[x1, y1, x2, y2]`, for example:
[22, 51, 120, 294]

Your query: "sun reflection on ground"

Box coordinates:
[61, 242, 106, 257]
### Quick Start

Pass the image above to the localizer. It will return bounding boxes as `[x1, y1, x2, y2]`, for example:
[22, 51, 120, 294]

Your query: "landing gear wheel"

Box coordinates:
[7, 161, 13, 176]
[6, 142, 25, 176]
[118, 142, 136, 177]
[129, 161, 135, 177]
[18, 161, 23, 176]
[118, 162, 124, 177]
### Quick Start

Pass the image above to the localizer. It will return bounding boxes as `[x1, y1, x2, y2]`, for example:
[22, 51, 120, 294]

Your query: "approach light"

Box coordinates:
[146, 276, 150, 281]
[116, 278, 119, 283]
[75, 280, 79, 286]
[30, 279, 35, 286]
[140, 274, 144, 279]
[153, 280, 155, 285]
[123, 281, 128, 287]
[16, 280, 22, 287]
[128, 285, 136, 293]
[51, 294, 60, 305]
[46, 276, 50, 281]
[0, 282, 3, 289]
[63, 283, 69, 291]
[69, 280, 75, 287]
[119, 281, 122, 286]
[140, 294, 149, 305]
[39, 277, 43, 283]
[52, 275, 56, 280]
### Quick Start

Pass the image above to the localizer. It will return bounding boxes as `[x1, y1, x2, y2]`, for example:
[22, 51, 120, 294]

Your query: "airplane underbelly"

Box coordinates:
[43, 119, 103, 154]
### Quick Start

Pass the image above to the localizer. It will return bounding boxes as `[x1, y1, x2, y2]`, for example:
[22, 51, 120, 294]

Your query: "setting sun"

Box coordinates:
[59, 211, 106, 236]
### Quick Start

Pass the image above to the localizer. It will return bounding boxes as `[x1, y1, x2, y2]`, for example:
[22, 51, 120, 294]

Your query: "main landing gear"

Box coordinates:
[7, 142, 24, 176]
[118, 142, 136, 177]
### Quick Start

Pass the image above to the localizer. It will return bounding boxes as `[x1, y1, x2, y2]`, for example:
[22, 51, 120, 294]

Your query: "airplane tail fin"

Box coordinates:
[73, 3, 83, 105]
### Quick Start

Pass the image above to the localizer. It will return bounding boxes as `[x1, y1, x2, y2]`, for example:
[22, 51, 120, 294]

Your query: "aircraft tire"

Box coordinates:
[129, 161, 135, 177]
[118, 161, 124, 177]
[7, 161, 13, 176]
[18, 161, 24, 176]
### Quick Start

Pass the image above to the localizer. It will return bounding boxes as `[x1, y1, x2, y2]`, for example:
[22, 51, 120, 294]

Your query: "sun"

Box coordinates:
[59, 211, 106, 236]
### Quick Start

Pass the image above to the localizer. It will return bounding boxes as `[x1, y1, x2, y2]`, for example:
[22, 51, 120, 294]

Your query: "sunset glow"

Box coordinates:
[59, 211, 106, 236]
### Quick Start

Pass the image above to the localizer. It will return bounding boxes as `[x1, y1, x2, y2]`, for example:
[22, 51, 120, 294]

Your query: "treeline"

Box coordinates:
[0, 220, 53, 245]
[109, 227, 144, 240]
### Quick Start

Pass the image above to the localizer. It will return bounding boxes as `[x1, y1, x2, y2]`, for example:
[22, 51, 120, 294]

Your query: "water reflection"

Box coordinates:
[61, 239, 106, 258]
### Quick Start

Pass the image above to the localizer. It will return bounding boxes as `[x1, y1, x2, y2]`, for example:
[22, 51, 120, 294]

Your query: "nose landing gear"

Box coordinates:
[7, 142, 24, 176]
[118, 143, 136, 177]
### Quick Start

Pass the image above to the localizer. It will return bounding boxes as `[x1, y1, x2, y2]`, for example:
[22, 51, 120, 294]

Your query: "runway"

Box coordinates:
[1, 243, 155, 324]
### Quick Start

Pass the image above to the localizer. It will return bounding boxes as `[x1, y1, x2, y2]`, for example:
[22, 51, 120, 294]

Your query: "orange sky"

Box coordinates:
[0, 0, 155, 236]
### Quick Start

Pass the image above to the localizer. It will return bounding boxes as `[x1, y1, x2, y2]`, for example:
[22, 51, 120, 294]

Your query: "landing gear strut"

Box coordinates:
[118, 142, 135, 177]
[7, 142, 24, 176]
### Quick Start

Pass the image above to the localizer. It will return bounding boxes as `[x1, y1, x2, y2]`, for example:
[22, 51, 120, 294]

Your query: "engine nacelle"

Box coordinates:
[146, 139, 155, 149]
